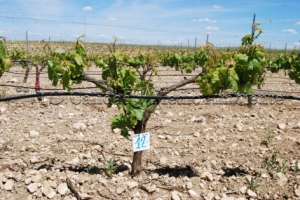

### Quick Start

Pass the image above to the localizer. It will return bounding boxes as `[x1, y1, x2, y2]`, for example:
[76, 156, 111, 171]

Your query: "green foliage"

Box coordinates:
[0, 40, 5, 58]
[262, 130, 274, 147]
[160, 48, 209, 73]
[0, 90, 6, 98]
[196, 25, 266, 95]
[46, 35, 91, 91]
[262, 153, 277, 172]
[94, 44, 158, 138]
[0, 37, 13, 76]
[262, 153, 289, 174]
[272, 53, 300, 84]
[105, 158, 117, 177]
[110, 98, 151, 138]
[99, 45, 209, 138]
[7, 49, 28, 68]
[293, 160, 299, 176]
[245, 177, 260, 190]
[276, 161, 289, 174]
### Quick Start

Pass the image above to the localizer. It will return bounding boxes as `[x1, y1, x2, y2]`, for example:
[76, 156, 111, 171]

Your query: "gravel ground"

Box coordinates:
[0, 66, 300, 200]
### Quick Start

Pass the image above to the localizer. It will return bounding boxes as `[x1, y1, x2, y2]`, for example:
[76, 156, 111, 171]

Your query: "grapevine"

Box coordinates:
[0, 20, 299, 176]
[0, 37, 13, 77]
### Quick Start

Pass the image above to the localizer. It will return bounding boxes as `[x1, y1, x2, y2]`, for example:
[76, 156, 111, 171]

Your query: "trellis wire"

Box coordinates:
[0, 92, 299, 102]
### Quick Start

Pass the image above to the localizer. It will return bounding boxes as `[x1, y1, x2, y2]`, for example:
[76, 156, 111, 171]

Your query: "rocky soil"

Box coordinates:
[1, 66, 300, 200]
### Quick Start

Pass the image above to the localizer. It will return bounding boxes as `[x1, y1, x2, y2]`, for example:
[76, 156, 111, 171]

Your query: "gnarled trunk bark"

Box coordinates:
[129, 72, 204, 176]
[131, 120, 146, 176]
[131, 151, 143, 176]
[23, 64, 30, 83]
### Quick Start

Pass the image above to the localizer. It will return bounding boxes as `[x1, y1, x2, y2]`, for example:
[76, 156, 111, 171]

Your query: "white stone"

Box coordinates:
[116, 187, 125, 194]
[164, 119, 172, 123]
[188, 190, 200, 198]
[234, 123, 243, 131]
[295, 188, 300, 197]
[30, 157, 39, 164]
[167, 112, 174, 117]
[98, 178, 107, 186]
[145, 184, 156, 193]
[79, 152, 92, 159]
[58, 113, 63, 119]
[248, 126, 254, 131]
[73, 122, 87, 131]
[186, 182, 193, 189]
[132, 191, 141, 198]
[41, 98, 50, 106]
[277, 123, 286, 130]
[204, 192, 215, 200]
[13, 173, 22, 182]
[80, 193, 92, 199]
[240, 186, 247, 194]
[29, 130, 39, 138]
[246, 189, 257, 197]
[160, 156, 167, 165]
[77, 132, 84, 138]
[276, 172, 288, 186]
[193, 132, 200, 137]
[0, 107, 6, 113]
[68, 113, 75, 117]
[57, 183, 69, 195]
[41, 181, 56, 199]
[293, 123, 300, 129]
[4, 171, 14, 179]
[4, 179, 14, 191]
[151, 173, 159, 180]
[27, 183, 38, 193]
[39, 169, 47, 174]
[48, 180, 57, 189]
[7, 78, 19, 83]
[201, 172, 214, 181]
[31, 174, 42, 183]
[261, 173, 268, 178]
[157, 135, 165, 139]
[25, 178, 32, 185]
[113, 128, 121, 134]
[125, 181, 138, 189]
[171, 191, 181, 200]
[191, 116, 206, 123]
[66, 157, 79, 165]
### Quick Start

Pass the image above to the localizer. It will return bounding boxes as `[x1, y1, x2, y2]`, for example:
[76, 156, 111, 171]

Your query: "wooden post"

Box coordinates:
[26, 31, 29, 54]
[285, 43, 287, 51]
[48, 37, 51, 53]
[252, 14, 256, 38]
[248, 14, 256, 108]
[84, 15, 86, 43]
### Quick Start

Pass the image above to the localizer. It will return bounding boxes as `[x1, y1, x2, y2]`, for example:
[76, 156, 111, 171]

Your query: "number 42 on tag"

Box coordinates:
[133, 133, 150, 152]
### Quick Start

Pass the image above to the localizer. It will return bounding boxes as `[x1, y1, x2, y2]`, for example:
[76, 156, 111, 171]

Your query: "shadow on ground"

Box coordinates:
[221, 167, 248, 177]
[147, 165, 199, 178]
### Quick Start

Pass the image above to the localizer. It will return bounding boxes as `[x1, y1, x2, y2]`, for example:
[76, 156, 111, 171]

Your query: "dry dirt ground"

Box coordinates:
[0, 66, 300, 200]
